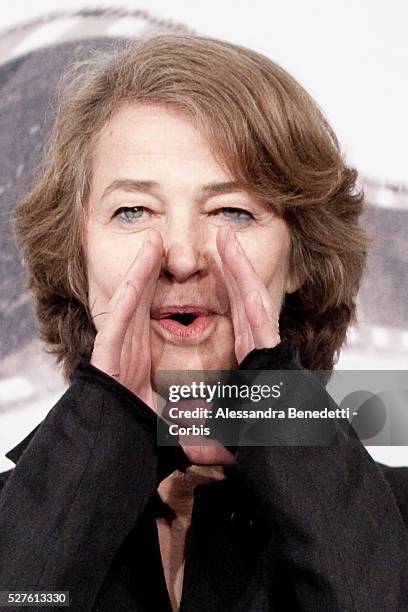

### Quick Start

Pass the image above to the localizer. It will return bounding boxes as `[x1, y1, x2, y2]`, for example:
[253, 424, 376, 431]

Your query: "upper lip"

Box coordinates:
[150, 305, 216, 319]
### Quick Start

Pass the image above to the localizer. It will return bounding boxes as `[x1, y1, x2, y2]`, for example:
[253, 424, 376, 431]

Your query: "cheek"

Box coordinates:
[86, 233, 144, 312]
[88, 255, 126, 294]
[241, 231, 291, 291]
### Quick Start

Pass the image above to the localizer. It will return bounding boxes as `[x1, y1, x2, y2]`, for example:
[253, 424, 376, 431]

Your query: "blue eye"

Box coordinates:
[112, 205, 255, 225]
[217, 207, 255, 223]
[113, 206, 146, 223]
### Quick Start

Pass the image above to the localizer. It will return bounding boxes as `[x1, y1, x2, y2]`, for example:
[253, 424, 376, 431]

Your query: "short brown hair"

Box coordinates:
[14, 34, 368, 381]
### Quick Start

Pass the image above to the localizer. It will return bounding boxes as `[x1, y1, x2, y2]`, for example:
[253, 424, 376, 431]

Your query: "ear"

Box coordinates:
[285, 269, 304, 294]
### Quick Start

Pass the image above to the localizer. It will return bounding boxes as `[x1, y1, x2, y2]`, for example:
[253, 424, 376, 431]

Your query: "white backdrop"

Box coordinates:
[2, 0, 408, 184]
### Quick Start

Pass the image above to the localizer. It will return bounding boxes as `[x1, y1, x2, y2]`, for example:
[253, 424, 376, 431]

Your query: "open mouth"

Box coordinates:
[162, 312, 198, 326]
[150, 306, 217, 339]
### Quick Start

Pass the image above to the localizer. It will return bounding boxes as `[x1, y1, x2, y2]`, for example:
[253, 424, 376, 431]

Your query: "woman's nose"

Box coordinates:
[161, 217, 208, 282]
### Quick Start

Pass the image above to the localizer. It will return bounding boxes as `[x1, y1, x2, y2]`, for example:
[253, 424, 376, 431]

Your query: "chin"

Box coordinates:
[150, 316, 237, 373]
[150, 332, 237, 395]
[152, 343, 237, 372]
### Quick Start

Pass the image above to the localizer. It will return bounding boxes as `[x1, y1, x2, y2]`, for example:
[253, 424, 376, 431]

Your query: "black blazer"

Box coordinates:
[0, 343, 407, 611]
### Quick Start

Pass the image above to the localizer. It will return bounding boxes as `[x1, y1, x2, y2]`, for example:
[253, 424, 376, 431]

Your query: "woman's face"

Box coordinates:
[85, 104, 296, 378]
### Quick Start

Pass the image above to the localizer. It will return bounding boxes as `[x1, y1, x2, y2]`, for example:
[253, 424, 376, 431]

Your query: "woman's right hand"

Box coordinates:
[90, 229, 163, 412]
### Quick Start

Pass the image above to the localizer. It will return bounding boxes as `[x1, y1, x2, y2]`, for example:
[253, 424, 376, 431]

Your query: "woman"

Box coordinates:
[0, 34, 407, 611]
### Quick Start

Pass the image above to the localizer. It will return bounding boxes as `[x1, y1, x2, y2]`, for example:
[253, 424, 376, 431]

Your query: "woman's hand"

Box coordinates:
[216, 225, 281, 364]
[90, 229, 163, 411]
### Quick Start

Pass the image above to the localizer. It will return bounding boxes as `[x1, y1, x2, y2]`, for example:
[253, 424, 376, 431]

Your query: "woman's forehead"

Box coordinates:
[89, 104, 241, 198]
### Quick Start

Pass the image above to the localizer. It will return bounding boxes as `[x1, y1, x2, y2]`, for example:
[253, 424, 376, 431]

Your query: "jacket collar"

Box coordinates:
[5, 423, 42, 465]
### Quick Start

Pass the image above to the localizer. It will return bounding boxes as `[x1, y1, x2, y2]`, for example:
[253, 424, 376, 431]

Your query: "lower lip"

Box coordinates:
[151, 314, 217, 342]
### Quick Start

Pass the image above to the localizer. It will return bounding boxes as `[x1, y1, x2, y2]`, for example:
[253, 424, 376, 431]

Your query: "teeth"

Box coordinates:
[150, 306, 214, 320]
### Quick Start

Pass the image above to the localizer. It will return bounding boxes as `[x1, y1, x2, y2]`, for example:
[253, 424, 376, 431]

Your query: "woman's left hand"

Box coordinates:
[216, 225, 281, 364]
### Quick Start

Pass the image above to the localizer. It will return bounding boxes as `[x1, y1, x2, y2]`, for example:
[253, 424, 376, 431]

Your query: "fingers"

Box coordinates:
[217, 227, 255, 361]
[91, 229, 163, 376]
[121, 230, 163, 364]
[245, 289, 280, 348]
[91, 280, 139, 375]
[117, 230, 163, 392]
[220, 226, 276, 319]
[123, 229, 163, 306]
[223, 261, 247, 337]
[179, 437, 236, 466]
[217, 226, 280, 356]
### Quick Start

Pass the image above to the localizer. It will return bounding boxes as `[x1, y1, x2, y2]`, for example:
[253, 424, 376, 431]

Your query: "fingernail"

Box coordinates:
[116, 281, 129, 304]
[139, 232, 151, 255]
[249, 289, 264, 309]
[252, 289, 262, 304]
[143, 230, 151, 246]
[119, 281, 129, 300]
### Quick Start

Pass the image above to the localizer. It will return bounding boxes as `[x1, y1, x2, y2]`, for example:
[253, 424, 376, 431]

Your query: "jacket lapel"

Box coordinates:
[5, 422, 42, 464]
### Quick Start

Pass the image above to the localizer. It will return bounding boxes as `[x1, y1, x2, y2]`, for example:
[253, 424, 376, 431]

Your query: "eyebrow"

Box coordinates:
[100, 179, 244, 202]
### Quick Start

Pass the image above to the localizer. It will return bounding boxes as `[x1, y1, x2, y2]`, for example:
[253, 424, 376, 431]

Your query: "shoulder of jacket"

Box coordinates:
[0, 468, 13, 489]
[376, 461, 408, 525]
